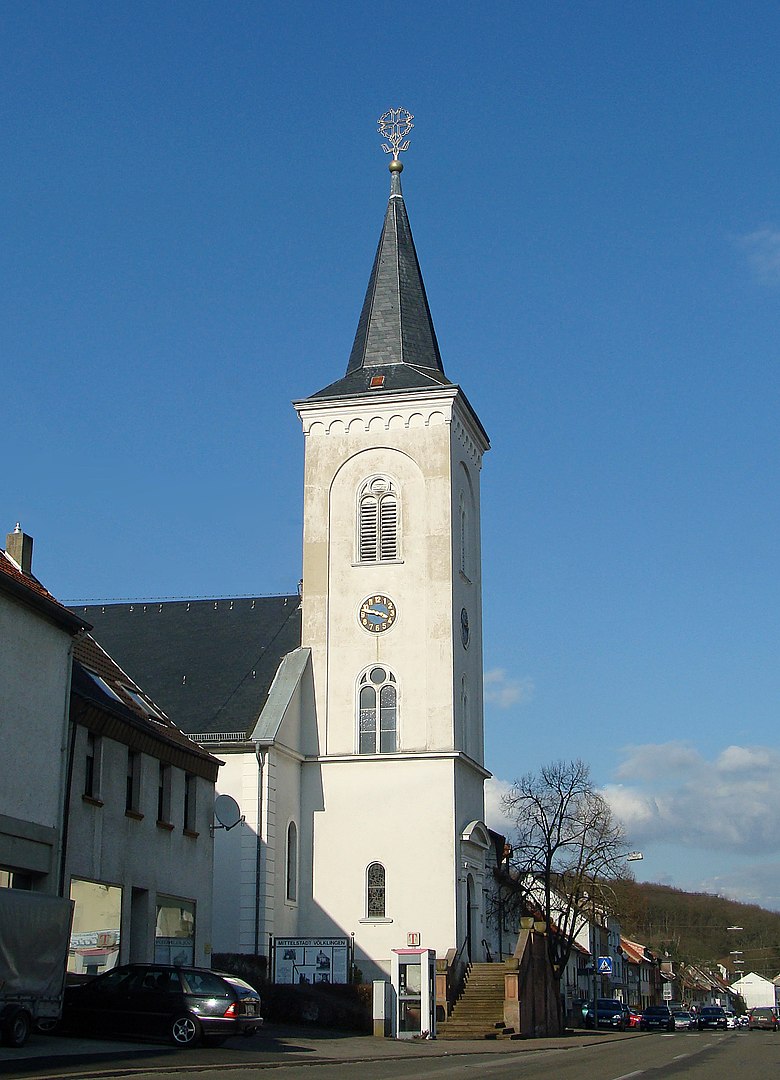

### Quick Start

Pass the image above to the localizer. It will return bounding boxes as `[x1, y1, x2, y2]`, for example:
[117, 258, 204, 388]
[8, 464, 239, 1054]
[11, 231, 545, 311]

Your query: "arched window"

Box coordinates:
[286, 821, 298, 902]
[459, 492, 468, 578]
[460, 675, 469, 751]
[358, 666, 397, 754]
[358, 477, 398, 562]
[366, 862, 386, 918]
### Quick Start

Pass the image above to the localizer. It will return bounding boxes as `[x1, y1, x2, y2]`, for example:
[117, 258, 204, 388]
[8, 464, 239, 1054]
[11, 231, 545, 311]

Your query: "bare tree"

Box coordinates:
[500, 759, 631, 1031]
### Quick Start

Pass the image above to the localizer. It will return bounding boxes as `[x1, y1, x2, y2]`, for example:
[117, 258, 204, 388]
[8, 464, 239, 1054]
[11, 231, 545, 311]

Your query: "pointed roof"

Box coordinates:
[309, 164, 452, 401]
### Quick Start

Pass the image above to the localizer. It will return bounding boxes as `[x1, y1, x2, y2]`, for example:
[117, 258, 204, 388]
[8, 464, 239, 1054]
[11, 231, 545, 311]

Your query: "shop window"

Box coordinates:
[155, 896, 195, 965]
[68, 879, 121, 975]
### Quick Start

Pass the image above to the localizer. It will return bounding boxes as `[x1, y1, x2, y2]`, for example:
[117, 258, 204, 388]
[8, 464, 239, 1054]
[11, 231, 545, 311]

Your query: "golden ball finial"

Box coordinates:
[388, 159, 403, 173]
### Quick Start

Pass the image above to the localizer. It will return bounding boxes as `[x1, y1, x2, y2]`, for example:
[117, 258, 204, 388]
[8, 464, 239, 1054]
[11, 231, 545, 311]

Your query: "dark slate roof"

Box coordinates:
[71, 596, 302, 738]
[308, 168, 453, 401]
[71, 635, 220, 779]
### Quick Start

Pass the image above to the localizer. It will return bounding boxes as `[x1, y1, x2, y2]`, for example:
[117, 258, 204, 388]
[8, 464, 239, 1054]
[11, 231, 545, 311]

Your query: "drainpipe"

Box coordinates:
[253, 745, 267, 956]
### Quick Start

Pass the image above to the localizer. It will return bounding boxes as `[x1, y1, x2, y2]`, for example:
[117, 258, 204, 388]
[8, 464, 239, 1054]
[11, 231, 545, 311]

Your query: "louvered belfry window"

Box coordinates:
[358, 477, 397, 562]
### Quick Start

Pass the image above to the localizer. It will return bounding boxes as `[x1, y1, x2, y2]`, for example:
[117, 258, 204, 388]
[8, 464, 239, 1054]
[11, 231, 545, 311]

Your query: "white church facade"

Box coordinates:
[78, 138, 492, 982]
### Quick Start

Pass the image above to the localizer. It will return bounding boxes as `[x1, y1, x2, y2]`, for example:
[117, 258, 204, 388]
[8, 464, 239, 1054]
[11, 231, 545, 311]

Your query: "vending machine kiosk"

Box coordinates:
[390, 948, 436, 1038]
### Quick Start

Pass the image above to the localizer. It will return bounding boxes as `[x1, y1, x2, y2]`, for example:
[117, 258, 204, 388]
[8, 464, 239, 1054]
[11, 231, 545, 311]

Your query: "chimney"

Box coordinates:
[6, 523, 34, 576]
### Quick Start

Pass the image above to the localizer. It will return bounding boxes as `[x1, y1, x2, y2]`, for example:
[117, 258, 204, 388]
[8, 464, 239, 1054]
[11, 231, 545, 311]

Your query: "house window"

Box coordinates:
[358, 667, 397, 754]
[84, 732, 101, 799]
[126, 750, 141, 814]
[358, 477, 398, 562]
[157, 763, 171, 824]
[183, 774, 196, 831]
[366, 862, 386, 918]
[286, 822, 298, 902]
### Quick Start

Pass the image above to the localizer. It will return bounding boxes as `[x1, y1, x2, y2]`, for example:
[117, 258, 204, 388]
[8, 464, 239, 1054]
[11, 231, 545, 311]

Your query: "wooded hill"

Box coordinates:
[612, 879, 780, 979]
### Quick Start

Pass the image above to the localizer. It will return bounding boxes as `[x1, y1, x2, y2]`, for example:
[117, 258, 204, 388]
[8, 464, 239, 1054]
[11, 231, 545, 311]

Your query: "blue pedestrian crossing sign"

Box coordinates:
[597, 956, 613, 974]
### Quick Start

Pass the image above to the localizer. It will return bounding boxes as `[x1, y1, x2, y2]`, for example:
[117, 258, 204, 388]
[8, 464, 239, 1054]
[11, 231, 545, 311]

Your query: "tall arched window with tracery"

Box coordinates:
[366, 862, 386, 918]
[358, 666, 397, 754]
[459, 492, 468, 578]
[286, 821, 298, 902]
[460, 675, 469, 752]
[358, 476, 398, 562]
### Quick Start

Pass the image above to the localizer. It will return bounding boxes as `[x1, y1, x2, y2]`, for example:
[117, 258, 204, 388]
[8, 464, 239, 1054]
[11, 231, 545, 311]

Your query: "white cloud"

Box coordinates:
[737, 227, 780, 284]
[484, 777, 514, 833]
[616, 742, 701, 782]
[604, 742, 780, 855]
[483, 668, 533, 709]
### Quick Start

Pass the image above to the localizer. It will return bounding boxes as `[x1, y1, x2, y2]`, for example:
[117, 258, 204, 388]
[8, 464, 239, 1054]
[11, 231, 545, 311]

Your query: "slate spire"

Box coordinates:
[346, 159, 445, 377]
[307, 136, 452, 401]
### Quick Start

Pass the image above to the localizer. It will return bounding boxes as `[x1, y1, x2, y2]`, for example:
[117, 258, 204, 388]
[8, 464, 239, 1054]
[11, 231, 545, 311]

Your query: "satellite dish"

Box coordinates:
[213, 794, 243, 831]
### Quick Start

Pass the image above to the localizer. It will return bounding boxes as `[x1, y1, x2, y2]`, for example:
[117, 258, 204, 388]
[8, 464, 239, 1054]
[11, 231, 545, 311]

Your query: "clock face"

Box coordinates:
[461, 607, 470, 648]
[359, 595, 397, 633]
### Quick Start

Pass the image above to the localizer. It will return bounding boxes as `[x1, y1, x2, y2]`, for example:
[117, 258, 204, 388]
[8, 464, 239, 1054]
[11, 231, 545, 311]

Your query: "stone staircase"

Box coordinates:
[438, 962, 517, 1040]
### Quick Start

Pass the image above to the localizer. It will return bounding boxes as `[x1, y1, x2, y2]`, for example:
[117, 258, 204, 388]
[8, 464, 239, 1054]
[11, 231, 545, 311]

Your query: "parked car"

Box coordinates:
[697, 1005, 728, 1030]
[748, 1006, 780, 1031]
[672, 1009, 694, 1030]
[62, 964, 262, 1046]
[639, 1005, 674, 1031]
[582, 998, 628, 1030]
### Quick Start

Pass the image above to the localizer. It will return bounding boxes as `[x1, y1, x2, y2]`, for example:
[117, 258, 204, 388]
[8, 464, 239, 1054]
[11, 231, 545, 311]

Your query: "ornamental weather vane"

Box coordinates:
[378, 107, 414, 160]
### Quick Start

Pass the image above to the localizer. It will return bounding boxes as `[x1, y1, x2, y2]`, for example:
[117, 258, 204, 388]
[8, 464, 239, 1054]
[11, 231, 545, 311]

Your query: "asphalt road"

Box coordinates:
[1, 1027, 778, 1080]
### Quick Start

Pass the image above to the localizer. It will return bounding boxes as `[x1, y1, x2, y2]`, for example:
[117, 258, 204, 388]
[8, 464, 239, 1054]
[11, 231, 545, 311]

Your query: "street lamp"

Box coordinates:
[590, 852, 643, 1024]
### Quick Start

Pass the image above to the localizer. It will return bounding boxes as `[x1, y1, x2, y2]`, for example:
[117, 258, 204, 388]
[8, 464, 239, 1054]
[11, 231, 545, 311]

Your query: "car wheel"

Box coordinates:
[170, 1014, 201, 1047]
[2, 1009, 32, 1048]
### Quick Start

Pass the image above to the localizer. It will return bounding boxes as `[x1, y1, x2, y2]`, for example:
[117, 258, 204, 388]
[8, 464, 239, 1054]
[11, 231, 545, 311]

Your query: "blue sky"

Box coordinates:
[4, 2, 780, 912]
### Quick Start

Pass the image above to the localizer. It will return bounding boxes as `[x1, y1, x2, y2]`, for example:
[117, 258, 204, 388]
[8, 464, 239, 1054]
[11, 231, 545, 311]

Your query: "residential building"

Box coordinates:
[65, 633, 220, 972]
[1, 524, 221, 971]
[730, 971, 776, 1009]
[0, 525, 88, 892]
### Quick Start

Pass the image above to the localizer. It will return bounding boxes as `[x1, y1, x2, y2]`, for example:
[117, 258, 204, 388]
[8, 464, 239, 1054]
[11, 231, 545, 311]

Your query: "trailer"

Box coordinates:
[0, 889, 73, 1047]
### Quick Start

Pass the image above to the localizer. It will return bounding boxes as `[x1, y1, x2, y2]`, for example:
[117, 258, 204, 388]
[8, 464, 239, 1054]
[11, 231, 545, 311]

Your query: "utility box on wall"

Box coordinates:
[390, 948, 436, 1039]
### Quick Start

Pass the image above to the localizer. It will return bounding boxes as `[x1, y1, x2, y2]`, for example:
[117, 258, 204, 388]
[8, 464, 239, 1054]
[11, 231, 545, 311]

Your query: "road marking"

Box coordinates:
[612, 1072, 645, 1080]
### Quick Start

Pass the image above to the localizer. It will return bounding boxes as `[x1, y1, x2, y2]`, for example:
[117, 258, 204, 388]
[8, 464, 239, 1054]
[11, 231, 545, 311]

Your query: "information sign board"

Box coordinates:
[274, 936, 349, 985]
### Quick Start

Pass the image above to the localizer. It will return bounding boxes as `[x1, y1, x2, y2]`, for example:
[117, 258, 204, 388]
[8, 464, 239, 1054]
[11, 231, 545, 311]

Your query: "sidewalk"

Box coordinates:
[0, 1024, 640, 1078]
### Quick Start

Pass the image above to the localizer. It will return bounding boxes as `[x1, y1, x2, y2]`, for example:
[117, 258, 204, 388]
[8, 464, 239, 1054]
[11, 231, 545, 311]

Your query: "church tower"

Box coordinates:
[294, 112, 491, 979]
